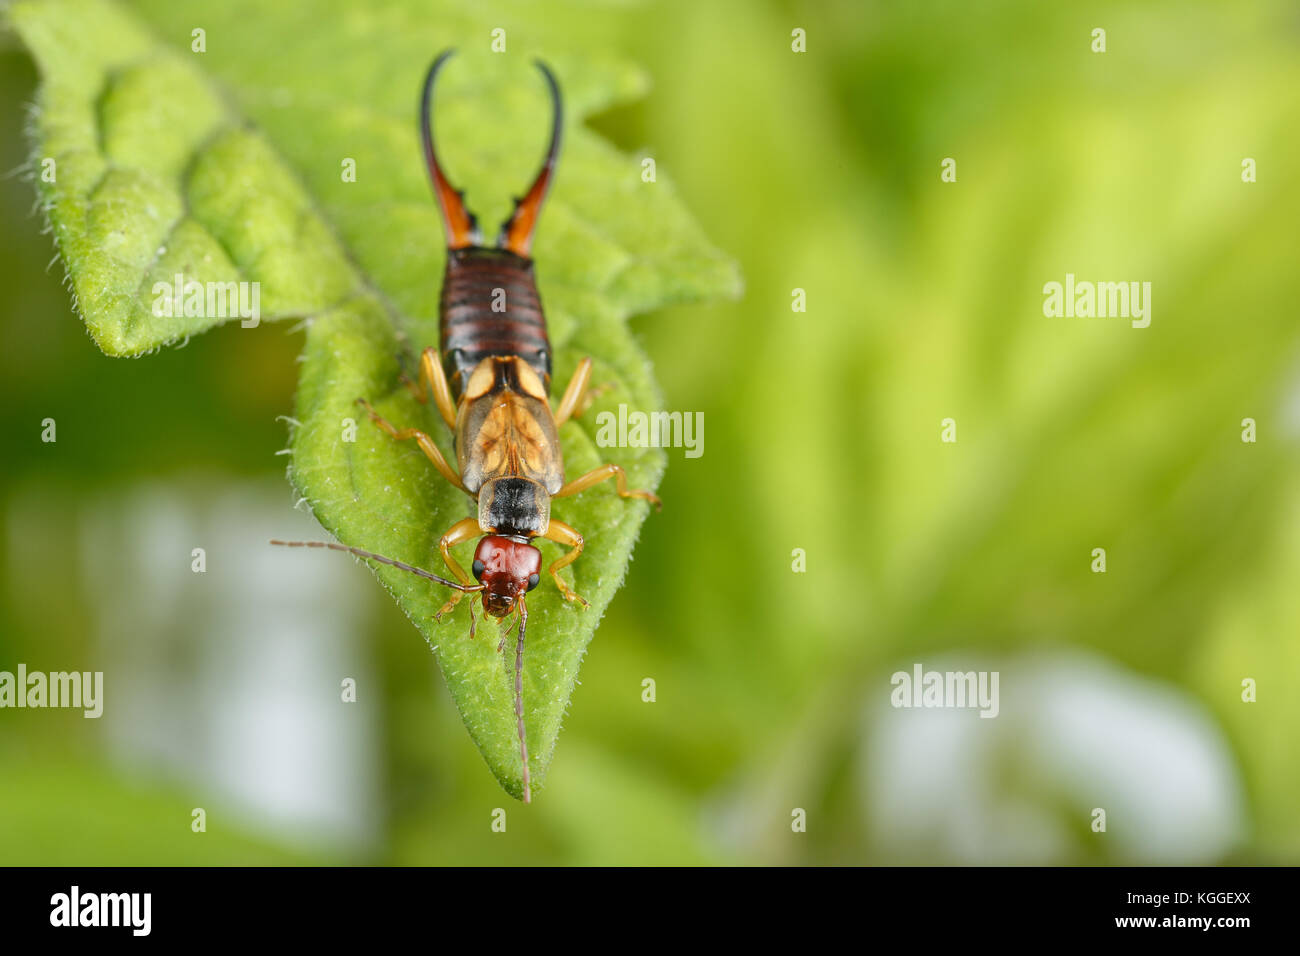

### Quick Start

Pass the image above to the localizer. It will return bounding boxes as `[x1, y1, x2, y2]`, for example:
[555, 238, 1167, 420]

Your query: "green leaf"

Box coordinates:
[10, 0, 740, 798]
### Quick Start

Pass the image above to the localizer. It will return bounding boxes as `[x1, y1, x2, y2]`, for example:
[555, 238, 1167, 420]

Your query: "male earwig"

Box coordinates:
[273, 49, 660, 803]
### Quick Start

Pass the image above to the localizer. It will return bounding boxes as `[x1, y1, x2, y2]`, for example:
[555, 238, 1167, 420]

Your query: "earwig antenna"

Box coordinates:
[514, 596, 531, 803]
[269, 539, 484, 593]
[421, 49, 481, 248]
[498, 59, 563, 258]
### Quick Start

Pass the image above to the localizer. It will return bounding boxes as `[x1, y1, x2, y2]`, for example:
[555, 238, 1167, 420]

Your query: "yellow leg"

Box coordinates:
[555, 463, 662, 510]
[553, 357, 613, 426]
[358, 398, 468, 494]
[552, 357, 592, 427]
[420, 347, 459, 430]
[435, 517, 483, 620]
[396, 347, 458, 430]
[397, 369, 426, 404]
[543, 519, 589, 607]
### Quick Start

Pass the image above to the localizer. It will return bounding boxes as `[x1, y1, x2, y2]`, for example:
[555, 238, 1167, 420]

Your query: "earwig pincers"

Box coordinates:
[273, 50, 661, 803]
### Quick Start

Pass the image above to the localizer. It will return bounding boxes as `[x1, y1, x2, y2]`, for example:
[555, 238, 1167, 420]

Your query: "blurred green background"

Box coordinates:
[2, 0, 1299, 865]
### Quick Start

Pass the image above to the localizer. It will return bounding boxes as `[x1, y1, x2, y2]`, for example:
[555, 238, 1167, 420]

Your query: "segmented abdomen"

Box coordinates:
[440, 247, 552, 399]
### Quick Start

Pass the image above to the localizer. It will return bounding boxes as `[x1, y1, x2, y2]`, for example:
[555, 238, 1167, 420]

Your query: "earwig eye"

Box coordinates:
[527, 572, 540, 591]
[472, 559, 485, 580]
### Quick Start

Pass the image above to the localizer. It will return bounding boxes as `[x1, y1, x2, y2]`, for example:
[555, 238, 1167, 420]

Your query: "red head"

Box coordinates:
[472, 535, 542, 617]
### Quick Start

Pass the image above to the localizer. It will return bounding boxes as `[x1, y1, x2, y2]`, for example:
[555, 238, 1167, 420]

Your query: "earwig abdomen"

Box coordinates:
[439, 247, 553, 400]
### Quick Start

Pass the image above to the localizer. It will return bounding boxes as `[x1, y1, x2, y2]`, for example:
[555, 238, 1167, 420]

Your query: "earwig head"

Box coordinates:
[472, 535, 542, 617]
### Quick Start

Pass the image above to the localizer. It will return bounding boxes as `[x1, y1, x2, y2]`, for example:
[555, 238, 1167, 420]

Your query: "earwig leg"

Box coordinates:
[542, 519, 589, 607]
[420, 346, 459, 430]
[554, 463, 662, 510]
[436, 517, 483, 621]
[552, 360, 617, 426]
[397, 369, 427, 404]
[395, 350, 427, 404]
[498, 60, 562, 258]
[358, 398, 468, 494]
[552, 357, 592, 427]
[576, 381, 613, 417]
[394, 347, 456, 430]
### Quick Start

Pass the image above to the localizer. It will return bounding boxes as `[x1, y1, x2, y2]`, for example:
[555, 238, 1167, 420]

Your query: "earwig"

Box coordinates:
[273, 49, 661, 803]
